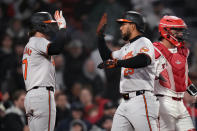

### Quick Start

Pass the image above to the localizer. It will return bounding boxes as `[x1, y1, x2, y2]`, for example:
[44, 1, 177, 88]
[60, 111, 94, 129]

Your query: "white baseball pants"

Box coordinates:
[24, 87, 56, 131]
[158, 96, 195, 131]
[111, 92, 159, 131]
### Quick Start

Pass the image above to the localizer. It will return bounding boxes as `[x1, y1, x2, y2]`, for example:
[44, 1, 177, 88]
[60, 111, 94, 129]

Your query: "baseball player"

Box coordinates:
[97, 11, 159, 131]
[154, 15, 197, 131]
[22, 10, 66, 131]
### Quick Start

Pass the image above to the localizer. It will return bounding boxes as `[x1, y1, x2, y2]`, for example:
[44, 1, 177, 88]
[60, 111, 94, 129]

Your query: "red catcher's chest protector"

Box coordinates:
[154, 42, 189, 92]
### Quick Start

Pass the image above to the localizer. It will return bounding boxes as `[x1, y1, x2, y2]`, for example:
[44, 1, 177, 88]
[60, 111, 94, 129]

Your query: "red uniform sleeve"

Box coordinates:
[188, 77, 192, 86]
[154, 49, 161, 59]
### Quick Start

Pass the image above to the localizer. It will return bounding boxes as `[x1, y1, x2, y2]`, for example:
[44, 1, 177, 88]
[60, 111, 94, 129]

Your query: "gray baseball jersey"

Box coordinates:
[112, 37, 156, 93]
[22, 37, 56, 91]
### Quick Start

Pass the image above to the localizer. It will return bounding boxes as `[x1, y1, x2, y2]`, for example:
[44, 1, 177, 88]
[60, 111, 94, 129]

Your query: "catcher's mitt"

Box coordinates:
[97, 59, 118, 69]
[96, 13, 107, 36]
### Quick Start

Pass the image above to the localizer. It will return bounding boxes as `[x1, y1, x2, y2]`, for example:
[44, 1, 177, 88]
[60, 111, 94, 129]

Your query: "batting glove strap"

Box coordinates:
[187, 84, 197, 96]
[97, 59, 118, 69]
[54, 10, 66, 29]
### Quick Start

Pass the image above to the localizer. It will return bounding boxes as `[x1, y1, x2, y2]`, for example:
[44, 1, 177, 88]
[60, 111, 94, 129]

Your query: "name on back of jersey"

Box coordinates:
[24, 47, 32, 56]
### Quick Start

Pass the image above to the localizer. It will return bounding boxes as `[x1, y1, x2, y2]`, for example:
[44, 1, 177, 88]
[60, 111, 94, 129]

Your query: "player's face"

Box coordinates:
[170, 28, 186, 42]
[120, 23, 132, 41]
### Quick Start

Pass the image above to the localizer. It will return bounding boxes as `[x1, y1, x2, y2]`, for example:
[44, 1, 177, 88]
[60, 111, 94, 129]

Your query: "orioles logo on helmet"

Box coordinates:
[159, 16, 187, 47]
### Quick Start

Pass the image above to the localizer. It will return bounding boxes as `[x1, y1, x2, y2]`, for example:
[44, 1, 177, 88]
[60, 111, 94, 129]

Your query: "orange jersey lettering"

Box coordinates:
[24, 47, 32, 56]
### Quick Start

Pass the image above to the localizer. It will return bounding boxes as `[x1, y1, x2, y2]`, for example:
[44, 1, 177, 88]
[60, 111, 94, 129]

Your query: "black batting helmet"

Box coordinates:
[116, 11, 145, 33]
[29, 12, 58, 37]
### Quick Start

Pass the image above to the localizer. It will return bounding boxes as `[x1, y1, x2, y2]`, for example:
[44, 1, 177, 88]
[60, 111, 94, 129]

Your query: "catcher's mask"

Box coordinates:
[116, 11, 145, 33]
[159, 15, 188, 47]
[29, 12, 58, 38]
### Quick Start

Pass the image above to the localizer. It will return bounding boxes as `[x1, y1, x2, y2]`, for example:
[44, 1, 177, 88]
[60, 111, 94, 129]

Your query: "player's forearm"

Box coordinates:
[117, 53, 151, 68]
[97, 35, 112, 61]
[48, 29, 66, 55]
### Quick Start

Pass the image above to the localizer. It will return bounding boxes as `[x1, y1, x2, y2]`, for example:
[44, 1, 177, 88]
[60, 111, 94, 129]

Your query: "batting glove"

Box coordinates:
[54, 10, 66, 29]
[96, 13, 107, 36]
[97, 59, 118, 69]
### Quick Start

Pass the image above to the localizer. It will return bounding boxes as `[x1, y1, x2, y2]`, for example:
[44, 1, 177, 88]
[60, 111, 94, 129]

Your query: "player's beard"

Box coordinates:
[122, 29, 131, 41]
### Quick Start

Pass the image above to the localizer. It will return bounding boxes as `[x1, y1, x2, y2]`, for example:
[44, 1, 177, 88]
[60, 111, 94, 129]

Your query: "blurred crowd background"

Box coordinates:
[0, 0, 197, 131]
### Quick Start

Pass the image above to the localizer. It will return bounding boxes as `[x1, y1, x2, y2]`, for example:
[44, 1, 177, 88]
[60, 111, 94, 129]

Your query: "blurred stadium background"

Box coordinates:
[0, 0, 197, 131]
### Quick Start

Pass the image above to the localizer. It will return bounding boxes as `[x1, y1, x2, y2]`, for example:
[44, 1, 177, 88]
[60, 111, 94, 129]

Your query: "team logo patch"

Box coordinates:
[140, 47, 149, 53]
[175, 60, 181, 64]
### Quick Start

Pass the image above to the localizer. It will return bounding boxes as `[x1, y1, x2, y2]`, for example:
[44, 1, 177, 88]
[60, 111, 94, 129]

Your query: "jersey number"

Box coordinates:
[22, 59, 28, 80]
[124, 68, 134, 78]
[122, 51, 134, 78]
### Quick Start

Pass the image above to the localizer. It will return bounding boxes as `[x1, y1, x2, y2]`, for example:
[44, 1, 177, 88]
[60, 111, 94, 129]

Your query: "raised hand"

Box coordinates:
[97, 59, 118, 69]
[96, 13, 107, 36]
[54, 10, 66, 29]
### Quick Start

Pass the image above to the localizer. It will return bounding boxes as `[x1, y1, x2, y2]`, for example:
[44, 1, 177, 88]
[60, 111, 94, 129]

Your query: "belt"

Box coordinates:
[27, 86, 54, 92]
[122, 90, 146, 100]
[155, 94, 182, 101]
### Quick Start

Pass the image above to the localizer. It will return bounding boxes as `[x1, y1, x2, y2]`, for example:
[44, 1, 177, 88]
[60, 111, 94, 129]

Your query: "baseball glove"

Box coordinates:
[96, 13, 107, 36]
[97, 59, 118, 69]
